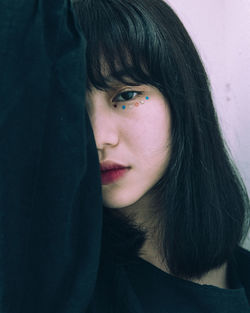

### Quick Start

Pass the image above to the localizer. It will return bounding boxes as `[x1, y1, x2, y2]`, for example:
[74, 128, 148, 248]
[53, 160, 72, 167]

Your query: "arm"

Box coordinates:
[0, 1, 102, 312]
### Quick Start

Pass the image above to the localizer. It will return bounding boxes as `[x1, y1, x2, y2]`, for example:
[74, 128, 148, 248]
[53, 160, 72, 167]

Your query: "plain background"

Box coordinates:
[165, 0, 250, 250]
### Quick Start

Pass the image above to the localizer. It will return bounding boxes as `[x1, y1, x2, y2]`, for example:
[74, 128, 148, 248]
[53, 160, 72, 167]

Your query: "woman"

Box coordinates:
[0, 0, 249, 312]
[72, 0, 250, 312]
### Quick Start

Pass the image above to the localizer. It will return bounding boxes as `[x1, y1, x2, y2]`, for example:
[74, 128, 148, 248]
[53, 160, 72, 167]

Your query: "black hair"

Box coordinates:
[72, 0, 250, 280]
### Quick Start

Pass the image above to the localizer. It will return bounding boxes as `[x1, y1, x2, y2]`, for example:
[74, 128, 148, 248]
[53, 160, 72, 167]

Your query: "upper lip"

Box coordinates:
[100, 160, 130, 172]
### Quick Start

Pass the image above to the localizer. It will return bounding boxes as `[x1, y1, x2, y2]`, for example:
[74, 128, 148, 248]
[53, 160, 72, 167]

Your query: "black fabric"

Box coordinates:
[122, 246, 250, 313]
[0, 1, 102, 312]
[0, 1, 250, 313]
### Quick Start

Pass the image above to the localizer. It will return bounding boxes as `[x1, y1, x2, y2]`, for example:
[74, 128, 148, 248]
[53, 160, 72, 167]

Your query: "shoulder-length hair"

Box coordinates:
[73, 0, 250, 279]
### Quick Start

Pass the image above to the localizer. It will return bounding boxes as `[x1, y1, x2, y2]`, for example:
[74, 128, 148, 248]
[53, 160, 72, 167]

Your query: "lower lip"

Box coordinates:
[101, 168, 130, 185]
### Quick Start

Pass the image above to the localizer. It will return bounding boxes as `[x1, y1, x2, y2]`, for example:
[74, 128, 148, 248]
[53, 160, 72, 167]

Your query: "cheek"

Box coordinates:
[123, 123, 170, 174]
[128, 107, 170, 157]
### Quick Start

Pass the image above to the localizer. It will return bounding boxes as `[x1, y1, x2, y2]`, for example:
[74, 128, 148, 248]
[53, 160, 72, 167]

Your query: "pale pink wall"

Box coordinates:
[165, 0, 250, 248]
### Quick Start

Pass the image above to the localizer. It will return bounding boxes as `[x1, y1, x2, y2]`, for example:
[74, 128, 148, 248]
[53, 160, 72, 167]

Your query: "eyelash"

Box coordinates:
[113, 90, 143, 102]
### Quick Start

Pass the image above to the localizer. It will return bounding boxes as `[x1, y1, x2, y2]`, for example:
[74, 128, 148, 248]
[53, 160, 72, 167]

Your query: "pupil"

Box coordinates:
[122, 91, 133, 100]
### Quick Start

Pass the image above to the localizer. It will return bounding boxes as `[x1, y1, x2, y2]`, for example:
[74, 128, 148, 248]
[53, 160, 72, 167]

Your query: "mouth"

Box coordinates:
[99, 160, 130, 172]
[101, 166, 129, 172]
[100, 167, 130, 185]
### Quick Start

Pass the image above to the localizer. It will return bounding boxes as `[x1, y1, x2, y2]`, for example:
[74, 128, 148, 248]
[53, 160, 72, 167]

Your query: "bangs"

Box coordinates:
[73, 0, 164, 91]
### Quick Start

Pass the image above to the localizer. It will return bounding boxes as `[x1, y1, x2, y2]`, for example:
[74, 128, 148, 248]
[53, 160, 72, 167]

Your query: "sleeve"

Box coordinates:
[0, 1, 103, 312]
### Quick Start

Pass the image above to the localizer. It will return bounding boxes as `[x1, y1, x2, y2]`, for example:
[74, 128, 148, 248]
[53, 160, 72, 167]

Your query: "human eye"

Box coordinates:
[113, 90, 142, 102]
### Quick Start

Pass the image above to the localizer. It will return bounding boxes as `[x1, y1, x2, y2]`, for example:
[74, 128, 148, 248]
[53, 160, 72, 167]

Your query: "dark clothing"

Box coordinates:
[0, 1, 102, 312]
[86, 246, 250, 313]
[123, 247, 250, 313]
[0, 1, 249, 312]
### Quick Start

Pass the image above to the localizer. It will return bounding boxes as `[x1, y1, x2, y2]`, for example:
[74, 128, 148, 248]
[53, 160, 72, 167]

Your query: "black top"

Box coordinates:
[123, 247, 250, 313]
[0, 1, 249, 312]
[86, 245, 250, 313]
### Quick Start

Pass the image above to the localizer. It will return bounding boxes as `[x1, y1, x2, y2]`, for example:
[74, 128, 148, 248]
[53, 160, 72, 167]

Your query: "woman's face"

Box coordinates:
[85, 81, 171, 210]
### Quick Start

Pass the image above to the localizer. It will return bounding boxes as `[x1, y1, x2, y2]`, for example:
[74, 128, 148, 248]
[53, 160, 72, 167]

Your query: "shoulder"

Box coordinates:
[235, 245, 250, 269]
[234, 246, 250, 299]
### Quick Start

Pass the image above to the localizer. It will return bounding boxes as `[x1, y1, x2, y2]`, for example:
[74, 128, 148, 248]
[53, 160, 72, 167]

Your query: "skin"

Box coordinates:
[86, 80, 229, 289]
[85, 82, 171, 213]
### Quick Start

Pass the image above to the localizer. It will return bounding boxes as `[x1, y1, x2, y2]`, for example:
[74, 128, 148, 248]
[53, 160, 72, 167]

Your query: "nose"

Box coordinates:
[86, 92, 119, 151]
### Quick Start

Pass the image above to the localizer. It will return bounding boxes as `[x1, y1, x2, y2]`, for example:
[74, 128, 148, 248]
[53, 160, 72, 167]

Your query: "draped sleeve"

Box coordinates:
[0, 1, 103, 312]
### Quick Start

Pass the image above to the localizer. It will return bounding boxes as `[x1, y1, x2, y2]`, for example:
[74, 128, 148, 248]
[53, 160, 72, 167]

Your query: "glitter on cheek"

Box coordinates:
[113, 97, 149, 110]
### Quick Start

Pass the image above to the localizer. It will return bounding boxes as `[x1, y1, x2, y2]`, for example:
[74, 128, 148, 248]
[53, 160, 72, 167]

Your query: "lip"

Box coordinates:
[101, 168, 130, 185]
[100, 160, 129, 172]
